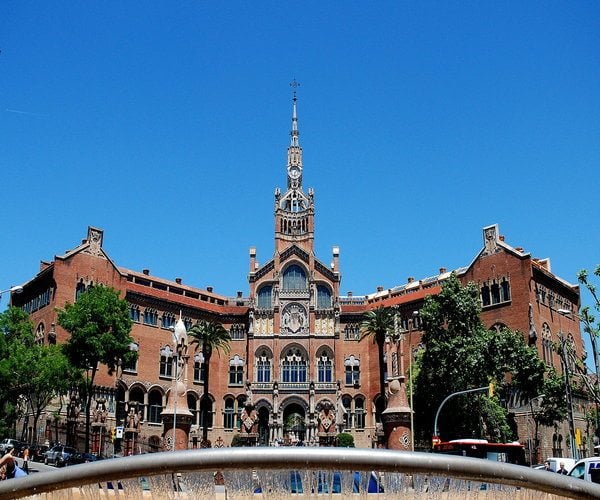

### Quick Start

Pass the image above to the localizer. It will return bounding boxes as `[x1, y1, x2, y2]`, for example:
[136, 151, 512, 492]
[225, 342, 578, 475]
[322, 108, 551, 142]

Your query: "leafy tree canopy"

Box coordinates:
[414, 273, 547, 444]
[57, 285, 134, 451]
[58, 285, 136, 372]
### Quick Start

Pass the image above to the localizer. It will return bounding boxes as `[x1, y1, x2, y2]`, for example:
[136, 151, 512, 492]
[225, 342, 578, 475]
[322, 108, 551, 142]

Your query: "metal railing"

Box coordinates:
[1, 447, 600, 499]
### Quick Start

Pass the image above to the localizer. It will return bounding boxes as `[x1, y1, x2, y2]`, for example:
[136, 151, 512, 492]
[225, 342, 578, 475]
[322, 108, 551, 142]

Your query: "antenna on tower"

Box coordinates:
[290, 78, 300, 99]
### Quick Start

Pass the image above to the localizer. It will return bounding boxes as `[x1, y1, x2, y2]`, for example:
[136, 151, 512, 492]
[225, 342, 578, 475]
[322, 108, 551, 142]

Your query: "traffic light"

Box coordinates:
[488, 382, 495, 398]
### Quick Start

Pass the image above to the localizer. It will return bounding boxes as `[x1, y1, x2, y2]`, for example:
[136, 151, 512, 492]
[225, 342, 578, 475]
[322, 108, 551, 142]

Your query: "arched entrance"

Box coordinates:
[258, 407, 269, 446]
[283, 403, 306, 445]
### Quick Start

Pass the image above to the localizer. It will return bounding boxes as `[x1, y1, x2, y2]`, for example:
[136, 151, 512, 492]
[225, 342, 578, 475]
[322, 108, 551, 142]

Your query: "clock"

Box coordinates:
[289, 166, 301, 179]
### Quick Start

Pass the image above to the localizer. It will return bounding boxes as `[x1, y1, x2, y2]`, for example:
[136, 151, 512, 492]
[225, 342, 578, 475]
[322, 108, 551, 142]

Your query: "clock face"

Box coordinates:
[289, 166, 301, 179]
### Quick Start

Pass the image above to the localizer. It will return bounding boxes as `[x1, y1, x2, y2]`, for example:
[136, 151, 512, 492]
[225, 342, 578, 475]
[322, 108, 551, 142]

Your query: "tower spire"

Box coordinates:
[290, 79, 300, 147]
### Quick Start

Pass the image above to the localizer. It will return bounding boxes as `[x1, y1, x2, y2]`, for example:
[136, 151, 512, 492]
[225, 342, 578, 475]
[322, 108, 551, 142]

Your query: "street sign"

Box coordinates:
[115, 426, 124, 439]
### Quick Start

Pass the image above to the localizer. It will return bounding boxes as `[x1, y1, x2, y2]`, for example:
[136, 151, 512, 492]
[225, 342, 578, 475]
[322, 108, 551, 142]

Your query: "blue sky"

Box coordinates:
[1, 2, 599, 312]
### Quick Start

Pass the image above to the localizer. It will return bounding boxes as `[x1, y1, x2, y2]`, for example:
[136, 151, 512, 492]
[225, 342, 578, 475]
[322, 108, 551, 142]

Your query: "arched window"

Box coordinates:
[317, 350, 333, 383]
[200, 397, 213, 430]
[345, 355, 360, 386]
[316, 285, 332, 309]
[542, 323, 553, 367]
[355, 397, 365, 429]
[162, 312, 175, 330]
[147, 390, 163, 424]
[75, 280, 87, 301]
[283, 265, 307, 292]
[160, 346, 175, 378]
[129, 304, 140, 322]
[229, 355, 244, 386]
[35, 323, 45, 344]
[129, 387, 145, 422]
[481, 283, 491, 307]
[193, 353, 206, 383]
[257, 285, 273, 309]
[282, 348, 307, 383]
[223, 397, 235, 429]
[187, 394, 199, 426]
[256, 349, 272, 383]
[342, 396, 352, 430]
[144, 308, 158, 326]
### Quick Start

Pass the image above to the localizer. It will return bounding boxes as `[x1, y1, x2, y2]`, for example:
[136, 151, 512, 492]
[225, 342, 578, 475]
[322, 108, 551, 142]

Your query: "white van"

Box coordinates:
[567, 457, 600, 483]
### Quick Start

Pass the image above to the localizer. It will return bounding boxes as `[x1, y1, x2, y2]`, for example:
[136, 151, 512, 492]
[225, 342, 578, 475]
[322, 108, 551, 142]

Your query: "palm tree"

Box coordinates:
[187, 319, 231, 445]
[360, 307, 395, 411]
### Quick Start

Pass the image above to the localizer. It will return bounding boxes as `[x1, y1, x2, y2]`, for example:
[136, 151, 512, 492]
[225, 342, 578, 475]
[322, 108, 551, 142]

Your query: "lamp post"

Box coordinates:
[408, 311, 419, 452]
[529, 394, 545, 465]
[557, 308, 578, 460]
[0, 285, 24, 304]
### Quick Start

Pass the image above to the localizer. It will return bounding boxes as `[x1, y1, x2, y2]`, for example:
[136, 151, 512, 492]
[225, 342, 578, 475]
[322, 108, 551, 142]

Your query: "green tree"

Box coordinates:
[0, 306, 34, 437]
[57, 286, 135, 452]
[577, 266, 600, 405]
[0, 307, 77, 442]
[188, 319, 231, 445]
[360, 307, 395, 411]
[413, 273, 547, 444]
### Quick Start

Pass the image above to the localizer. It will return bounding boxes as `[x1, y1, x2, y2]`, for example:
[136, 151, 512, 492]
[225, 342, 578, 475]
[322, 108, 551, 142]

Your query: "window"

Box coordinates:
[128, 387, 145, 422]
[162, 313, 175, 330]
[282, 349, 307, 383]
[542, 324, 553, 367]
[130, 305, 140, 322]
[187, 394, 199, 426]
[345, 355, 360, 386]
[283, 265, 307, 292]
[316, 285, 332, 309]
[342, 396, 352, 430]
[500, 278, 511, 302]
[200, 397, 213, 430]
[122, 343, 138, 373]
[76, 281, 87, 301]
[230, 324, 245, 340]
[344, 324, 360, 341]
[224, 397, 235, 429]
[257, 286, 273, 309]
[144, 308, 158, 326]
[256, 350, 272, 383]
[160, 346, 175, 378]
[193, 353, 205, 383]
[481, 284, 491, 307]
[147, 390, 163, 424]
[229, 355, 244, 386]
[317, 352, 333, 383]
[355, 397, 365, 429]
[481, 277, 511, 308]
[491, 282, 501, 304]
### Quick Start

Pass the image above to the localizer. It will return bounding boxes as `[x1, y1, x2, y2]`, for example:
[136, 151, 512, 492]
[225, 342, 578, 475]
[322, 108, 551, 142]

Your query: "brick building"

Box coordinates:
[11, 95, 585, 460]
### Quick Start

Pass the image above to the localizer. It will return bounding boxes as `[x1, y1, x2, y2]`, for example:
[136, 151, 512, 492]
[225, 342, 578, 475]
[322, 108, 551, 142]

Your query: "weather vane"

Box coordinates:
[290, 78, 300, 98]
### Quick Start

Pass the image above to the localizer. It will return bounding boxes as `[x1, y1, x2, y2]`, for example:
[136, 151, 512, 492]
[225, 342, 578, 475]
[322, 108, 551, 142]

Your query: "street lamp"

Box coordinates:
[0, 285, 24, 303]
[169, 316, 187, 452]
[558, 308, 578, 460]
[529, 394, 545, 465]
[408, 311, 419, 452]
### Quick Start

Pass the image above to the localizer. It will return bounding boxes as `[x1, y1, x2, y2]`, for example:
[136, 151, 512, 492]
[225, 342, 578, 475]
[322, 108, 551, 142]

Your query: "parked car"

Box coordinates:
[44, 445, 77, 467]
[0, 438, 24, 456]
[66, 452, 100, 466]
[30, 444, 49, 462]
[568, 457, 600, 483]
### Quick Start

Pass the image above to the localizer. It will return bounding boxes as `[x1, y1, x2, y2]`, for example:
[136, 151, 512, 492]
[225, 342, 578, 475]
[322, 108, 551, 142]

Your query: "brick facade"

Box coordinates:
[10, 98, 585, 461]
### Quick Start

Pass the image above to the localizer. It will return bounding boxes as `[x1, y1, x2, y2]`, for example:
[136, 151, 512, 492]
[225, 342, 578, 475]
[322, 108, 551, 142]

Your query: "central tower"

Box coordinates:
[274, 87, 315, 255]
[246, 87, 343, 446]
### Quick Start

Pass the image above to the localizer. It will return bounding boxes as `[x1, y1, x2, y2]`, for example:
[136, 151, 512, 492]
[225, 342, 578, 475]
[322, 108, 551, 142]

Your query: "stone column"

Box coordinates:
[161, 316, 193, 451]
[381, 377, 412, 450]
